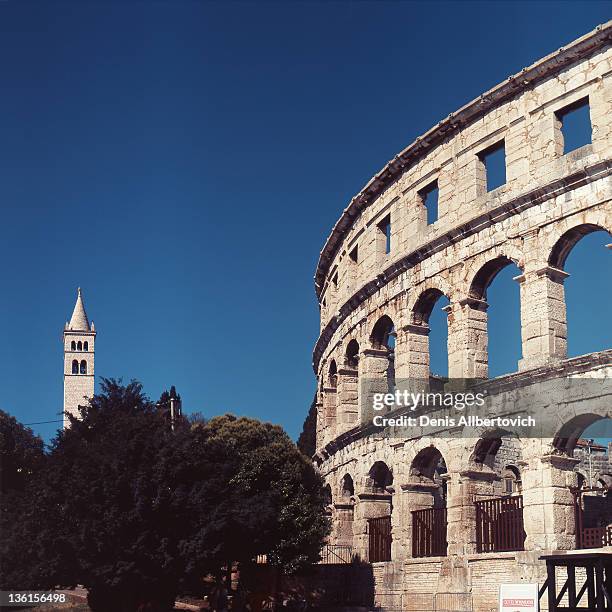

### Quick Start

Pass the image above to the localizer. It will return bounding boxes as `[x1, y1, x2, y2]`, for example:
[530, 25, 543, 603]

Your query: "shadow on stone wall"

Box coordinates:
[240, 560, 374, 610]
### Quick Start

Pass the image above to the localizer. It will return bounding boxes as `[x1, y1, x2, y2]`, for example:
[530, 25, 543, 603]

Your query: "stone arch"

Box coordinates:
[410, 445, 449, 483]
[502, 464, 522, 495]
[468, 428, 522, 465]
[468, 255, 521, 301]
[368, 315, 396, 394]
[461, 252, 524, 377]
[404, 444, 449, 558]
[320, 356, 339, 443]
[464, 428, 525, 498]
[552, 413, 612, 456]
[323, 483, 333, 505]
[370, 314, 396, 350]
[335, 340, 360, 434]
[345, 338, 360, 368]
[367, 460, 393, 494]
[328, 359, 338, 388]
[341, 473, 355, 498]
[411, 288, 447, 326]
[548, 222, 612, 270]
[546, 221, 612, 359]
[405, 286, 451, 381]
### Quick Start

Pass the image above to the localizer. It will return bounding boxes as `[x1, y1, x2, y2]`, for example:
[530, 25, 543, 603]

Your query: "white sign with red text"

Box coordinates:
[499, 583, 538, 612]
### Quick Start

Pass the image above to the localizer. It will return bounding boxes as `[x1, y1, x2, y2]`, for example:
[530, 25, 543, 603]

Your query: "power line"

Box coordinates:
[23, 419, 64, 426]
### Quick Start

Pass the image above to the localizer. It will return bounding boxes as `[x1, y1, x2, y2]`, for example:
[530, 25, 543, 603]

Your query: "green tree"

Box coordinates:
[0, 410, 44, 494]
[33, 379, 179, 610]
[0, 410, 46, 590]
[6, 381, 329, 611]
[175, 415, 329, 589]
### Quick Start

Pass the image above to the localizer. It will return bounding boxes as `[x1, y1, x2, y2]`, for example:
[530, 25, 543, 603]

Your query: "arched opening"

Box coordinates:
[346, 339, 359, 368]
[323, 483, 333, 507]
[80, 360, 87, 374]
[71, 341, 76, 351]
[336, 340, 360, 432]
[321, 359, 338, 440]
[553, 415, 612, 549]
[365, 461, 393, 562]
[502, 465, 522, 496]
[328, 360, 338, 388]
[71, 359, 78, 374]
[409, 446, 448, 557]
[370, 316, 396, 391]
[470, 431, 525, 553]
[549, 225, 612, 357]
[84, 341, 89, 351]
[334, 473, 356, 549]
[469, 256, 522, 377]
[77, 341, 82, 351]
[341, 473, 355, 498]
[367, 461, 393, 494]
[411, 288, 450, 380]
[410, 446, 448, 507]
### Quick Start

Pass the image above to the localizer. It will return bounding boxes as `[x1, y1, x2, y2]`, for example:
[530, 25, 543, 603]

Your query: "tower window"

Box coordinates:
[84, 341, 89, 351]
[556, 97, 591, 154]
[478, 141, 506, 192]
[349, 245, 358, 263]
[419, 180, 439, 225]
[72, 360, 79, 374]
[377, 214, 392, 255]
[80, 360, 87, 375]
[71, 341, 76, 351]
[77, 341, 82, 351]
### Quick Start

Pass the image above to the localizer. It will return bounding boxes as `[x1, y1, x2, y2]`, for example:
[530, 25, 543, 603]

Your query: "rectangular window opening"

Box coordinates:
[478, 140, 506, 192]
[556, 97, 591, 154]
[419, 180, 439, 225]
[349, 245, 358, 264]
[332, 272, 338, 288]
[377, 215, 391, 255]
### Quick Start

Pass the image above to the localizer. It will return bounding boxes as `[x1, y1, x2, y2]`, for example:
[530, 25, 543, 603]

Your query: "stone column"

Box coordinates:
[353, 492, 393, 561]
[447, 298, 489, 379]
[332, 501, 355, 547]
[315, 399, 324, 451]
[446, 470, 496, 555]
[361, 348, 391, 424]
[521, 454, 579, 551]
[321, 387, 337, 445]
[397, 480, 442, 558]
[517, 266, 569, 371]
[397, 323, 430, 381]
[336, 366, 359, 435]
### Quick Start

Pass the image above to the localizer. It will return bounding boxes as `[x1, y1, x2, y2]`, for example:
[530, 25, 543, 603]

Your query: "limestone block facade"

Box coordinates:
[311, 23, 612, 612]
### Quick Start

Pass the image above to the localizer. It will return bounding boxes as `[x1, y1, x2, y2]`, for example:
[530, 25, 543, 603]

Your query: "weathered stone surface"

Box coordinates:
[311, 23, 612, 612]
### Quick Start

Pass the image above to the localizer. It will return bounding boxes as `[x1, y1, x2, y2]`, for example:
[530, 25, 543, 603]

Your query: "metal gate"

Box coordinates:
[475, 495, 525, 553]
[573, 486, 612, 549]
[368, 516, 392, 562]
[412, 507, 447, 557]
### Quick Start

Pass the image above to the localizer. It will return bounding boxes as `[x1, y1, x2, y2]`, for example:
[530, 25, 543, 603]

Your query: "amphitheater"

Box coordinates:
[311, 24, 612, 611]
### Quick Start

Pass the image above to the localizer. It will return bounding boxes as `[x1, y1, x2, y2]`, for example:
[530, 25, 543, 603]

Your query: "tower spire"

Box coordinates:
[68, 287, 91, 331]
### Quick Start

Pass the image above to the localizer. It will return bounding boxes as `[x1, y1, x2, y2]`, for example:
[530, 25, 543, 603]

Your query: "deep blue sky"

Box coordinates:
[0, 1, 610, 444]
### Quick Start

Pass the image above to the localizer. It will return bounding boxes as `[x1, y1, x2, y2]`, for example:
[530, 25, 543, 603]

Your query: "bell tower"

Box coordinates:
[63, 288, 96, 427]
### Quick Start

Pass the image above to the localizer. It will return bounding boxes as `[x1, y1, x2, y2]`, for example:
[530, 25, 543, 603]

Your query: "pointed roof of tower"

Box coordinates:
[67, 287, 91, 331]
